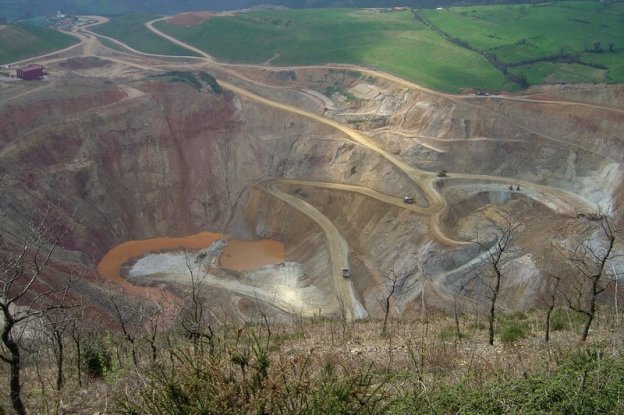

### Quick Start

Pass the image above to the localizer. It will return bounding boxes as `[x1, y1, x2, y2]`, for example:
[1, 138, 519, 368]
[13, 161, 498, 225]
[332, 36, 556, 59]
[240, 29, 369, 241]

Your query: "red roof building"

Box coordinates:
[17, 64, 44, 81]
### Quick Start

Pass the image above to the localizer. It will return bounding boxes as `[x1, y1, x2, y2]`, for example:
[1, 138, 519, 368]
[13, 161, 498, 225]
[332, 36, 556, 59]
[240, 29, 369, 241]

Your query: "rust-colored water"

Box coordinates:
[221, 239, 285, 271]
[96, 231, 223, 299]
[97, 232, 285, 292]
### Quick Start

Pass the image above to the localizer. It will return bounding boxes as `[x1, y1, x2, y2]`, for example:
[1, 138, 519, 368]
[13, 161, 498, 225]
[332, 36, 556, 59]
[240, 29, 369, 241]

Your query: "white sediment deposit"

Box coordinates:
[129, 242, 333, 317]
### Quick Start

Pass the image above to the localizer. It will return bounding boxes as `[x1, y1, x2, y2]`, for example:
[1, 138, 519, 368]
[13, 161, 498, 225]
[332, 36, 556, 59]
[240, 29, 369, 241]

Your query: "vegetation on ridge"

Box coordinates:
[0, 24, 79, 65]
[154, 8, 507, 93]
[149, 71, 223, 93]
[148, 2, 624, 91]
[3, 310, 624, 414]
[90, 15, 200, 57]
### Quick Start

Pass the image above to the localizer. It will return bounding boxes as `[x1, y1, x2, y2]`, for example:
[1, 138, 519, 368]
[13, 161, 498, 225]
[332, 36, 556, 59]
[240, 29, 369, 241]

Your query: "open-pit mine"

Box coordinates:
[1, 15, 623, 325]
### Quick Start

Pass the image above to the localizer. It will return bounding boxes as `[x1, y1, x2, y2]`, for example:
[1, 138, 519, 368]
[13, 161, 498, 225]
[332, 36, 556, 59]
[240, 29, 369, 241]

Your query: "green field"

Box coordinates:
[91, 15, 200, 57]
[0, 24, 79, 65]
[421, 1, 624, 84]
[94, 2, 624, 92]
[154, 9, 508, 93]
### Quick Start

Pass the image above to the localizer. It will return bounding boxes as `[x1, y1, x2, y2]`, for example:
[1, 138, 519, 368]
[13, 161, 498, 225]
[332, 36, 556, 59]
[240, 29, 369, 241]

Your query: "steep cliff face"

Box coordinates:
[2, 77, 236, 260]
[1, 76, 333, 259]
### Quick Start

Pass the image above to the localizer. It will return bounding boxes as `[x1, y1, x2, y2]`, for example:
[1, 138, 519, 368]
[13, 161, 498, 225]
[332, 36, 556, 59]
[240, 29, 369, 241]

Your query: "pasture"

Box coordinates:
[155, 9, 508, 93]
[91, 15, 200, 57]
[95, 2, 624, 91]
[421, 1, 624, 84]
[0, 24, 79, 65]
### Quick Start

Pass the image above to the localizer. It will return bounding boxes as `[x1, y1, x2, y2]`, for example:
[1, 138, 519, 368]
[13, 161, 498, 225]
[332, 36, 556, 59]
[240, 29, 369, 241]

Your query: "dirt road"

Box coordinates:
[264, 180, 368, 319]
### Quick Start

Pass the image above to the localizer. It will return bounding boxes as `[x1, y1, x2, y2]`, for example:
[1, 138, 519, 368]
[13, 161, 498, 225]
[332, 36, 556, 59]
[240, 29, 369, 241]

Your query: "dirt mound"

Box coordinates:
[59, 56, 112, 70]
[167, 12, 221, 27]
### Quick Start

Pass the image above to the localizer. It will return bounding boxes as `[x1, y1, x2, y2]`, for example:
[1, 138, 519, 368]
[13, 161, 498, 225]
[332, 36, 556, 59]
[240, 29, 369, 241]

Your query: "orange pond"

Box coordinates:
[97, 232, 285, 299]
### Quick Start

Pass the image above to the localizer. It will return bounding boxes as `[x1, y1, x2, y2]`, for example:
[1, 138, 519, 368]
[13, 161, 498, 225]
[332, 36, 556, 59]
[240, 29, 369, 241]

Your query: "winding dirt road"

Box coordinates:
[264, 181, 367, 319]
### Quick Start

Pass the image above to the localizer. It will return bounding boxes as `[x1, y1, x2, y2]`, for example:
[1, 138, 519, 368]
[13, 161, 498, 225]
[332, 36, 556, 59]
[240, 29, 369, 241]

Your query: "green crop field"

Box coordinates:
[0, 24, 79, 65]
[95, 2, 624, 92]
[91, 15, 200, 57]
[421, 1, 624, 84]
[154, 9, 509, 93]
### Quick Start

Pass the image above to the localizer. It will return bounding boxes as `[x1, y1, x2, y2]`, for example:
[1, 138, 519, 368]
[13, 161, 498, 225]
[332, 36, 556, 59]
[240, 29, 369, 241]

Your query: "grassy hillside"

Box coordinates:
[84, 2, 624, 91]
[0, 1, 560, 21]
[421, 1, 624, 84]
[155, 9, 509, 93]
[4, 310, 624, 413]
[90, 15, 200, 57]
[152, 2, 624, 91]
[0, 24, 79, 65]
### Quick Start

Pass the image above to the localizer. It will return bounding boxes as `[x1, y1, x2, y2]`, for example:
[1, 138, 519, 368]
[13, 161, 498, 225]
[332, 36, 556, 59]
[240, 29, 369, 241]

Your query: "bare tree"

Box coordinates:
[446, 291, 467, 342]
[335, 293, 349, 337]
[380, 270, 402, 337]
[564, 215, 620, 342]
[42, 297, 82, 391]
[143, 299, 166, 364]
[108, 287, 146, 368]
[0, 214, 71, 414]
[541, 273, 561, 343]
[180, 251, 213, 353]
[475, 216, 518, 345]
[70, 316, 85, 387]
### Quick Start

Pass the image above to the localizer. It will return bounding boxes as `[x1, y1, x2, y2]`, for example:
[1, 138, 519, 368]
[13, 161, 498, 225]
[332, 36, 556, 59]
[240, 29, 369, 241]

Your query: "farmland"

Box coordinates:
[0, 23, 79, 65]
[89, 3, 624, 92]
[420, 1, 624, 84]
[91, 15, 200, 57]
[153, 9, 509, 93]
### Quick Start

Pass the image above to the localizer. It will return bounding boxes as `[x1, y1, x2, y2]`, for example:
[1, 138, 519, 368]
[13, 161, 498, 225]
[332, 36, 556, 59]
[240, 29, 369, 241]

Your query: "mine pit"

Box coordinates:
[1, 60, 622, 322]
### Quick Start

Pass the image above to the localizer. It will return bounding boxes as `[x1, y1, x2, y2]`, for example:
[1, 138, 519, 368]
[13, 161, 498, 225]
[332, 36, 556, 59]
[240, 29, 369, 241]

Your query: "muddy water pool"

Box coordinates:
[97, 232, 286, 294]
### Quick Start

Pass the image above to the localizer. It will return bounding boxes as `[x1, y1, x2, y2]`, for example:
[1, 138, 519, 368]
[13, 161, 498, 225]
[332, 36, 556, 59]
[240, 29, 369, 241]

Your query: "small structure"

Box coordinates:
[403, 196, 415, 204]
[17, 64, 44, 81]
[437, 170, 448, 177]
[342, 268, 351, 278]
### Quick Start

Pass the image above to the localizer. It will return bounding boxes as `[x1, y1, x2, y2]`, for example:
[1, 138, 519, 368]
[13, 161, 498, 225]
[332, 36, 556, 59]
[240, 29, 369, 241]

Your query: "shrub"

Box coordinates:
[550, 308, 568, 331]
[499, 321, 528, 343]
[117, 329, 393, 414]
[498, 313, 530, 344]
[550, 307, 586, 332]
[406, 348, 624, 414]
[438, 324, 460, 341]
[84, 342, 112, 378]
[198, 72, 222, 94]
